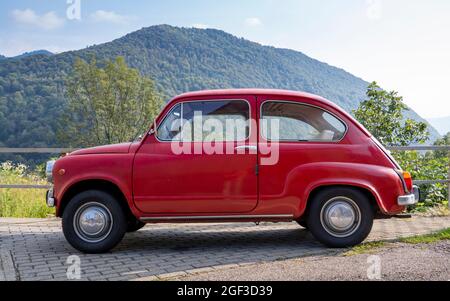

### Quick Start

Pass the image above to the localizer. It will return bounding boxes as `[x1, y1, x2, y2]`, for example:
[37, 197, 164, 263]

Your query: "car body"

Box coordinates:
[46, 89, 419, 253]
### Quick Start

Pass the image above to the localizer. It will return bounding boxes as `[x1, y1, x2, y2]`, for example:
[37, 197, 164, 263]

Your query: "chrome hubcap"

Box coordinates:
[320, 197, 361, 238]
[74, 202, 113, 243]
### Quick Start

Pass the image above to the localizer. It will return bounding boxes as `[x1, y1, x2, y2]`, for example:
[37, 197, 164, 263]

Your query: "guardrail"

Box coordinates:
[388, 146, 450, 207]
[0, 148, 76, 190]
[0, 146, 449, 206]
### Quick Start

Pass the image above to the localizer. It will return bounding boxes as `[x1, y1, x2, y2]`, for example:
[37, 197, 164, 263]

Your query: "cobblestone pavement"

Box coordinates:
[0, 216, 449, 281]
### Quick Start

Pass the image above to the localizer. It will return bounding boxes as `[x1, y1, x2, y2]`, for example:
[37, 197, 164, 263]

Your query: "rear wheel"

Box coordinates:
[307, 188, 374, 248]
[62, 190, 127, 254]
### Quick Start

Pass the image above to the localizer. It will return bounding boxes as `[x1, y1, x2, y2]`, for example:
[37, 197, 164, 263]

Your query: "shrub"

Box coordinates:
[0, 161, 55, 218]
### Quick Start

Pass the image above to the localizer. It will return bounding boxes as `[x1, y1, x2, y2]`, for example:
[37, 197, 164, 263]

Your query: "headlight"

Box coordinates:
[45, 160, 56, 182]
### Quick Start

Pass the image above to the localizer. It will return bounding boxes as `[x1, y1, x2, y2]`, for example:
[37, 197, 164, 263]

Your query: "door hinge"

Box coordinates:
[255, 164, 259, 176]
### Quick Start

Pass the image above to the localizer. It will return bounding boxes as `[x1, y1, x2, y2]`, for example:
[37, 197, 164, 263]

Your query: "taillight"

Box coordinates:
[402, 171, 413, 193]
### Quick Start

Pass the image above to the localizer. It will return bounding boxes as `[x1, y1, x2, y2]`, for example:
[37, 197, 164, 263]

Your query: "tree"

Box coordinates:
[433, 132, 450, 158]
[58, 56, 163, 147]
[353, 82, 429, 146]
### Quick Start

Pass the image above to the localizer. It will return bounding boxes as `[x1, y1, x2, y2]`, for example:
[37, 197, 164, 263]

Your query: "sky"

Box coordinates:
[0, 0, 449, 119]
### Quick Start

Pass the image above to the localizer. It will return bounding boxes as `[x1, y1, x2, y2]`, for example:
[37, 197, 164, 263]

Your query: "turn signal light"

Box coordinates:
[402, 171, 413, 193]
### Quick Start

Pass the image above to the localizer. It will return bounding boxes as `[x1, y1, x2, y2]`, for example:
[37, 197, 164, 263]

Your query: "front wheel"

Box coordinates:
[127, 219, 146, 233]
[307, 188, 374, 248]
[62, 190, 127, 254]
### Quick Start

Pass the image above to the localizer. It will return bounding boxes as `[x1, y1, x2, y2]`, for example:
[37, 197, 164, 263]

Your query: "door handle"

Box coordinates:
[235, 145, 257, 151]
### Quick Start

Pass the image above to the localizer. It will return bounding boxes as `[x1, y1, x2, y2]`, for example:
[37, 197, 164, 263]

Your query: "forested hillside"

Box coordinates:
[0, 24, 440, 151]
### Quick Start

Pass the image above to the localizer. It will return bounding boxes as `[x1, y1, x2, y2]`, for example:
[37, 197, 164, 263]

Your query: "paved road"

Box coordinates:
[0, 216, 449, 281]
[175, 240, 450, 281]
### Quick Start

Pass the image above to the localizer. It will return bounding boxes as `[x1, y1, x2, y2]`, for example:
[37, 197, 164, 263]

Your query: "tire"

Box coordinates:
[127, 219, 146, 233]
[297, 219, 308, 229]
[62, 190, 127, 254]
[307, 187, 374, 248]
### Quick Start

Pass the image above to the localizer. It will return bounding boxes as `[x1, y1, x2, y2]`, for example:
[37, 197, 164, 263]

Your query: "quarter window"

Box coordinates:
[261, 101, 346, 142]
[157, 100, 250, 142]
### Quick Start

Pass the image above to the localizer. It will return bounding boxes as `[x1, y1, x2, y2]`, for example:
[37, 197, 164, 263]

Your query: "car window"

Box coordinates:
[156, 103, 182, 141]
[157, 100, 250, 142]
[261, 101, 346, 142]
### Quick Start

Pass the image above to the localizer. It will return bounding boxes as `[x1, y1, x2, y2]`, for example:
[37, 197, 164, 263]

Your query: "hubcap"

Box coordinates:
[74, 202, 113, 243]
[320, 197, 361, 238]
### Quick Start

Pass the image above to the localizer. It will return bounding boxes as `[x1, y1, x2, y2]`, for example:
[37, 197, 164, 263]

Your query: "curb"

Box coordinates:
[0, 249, 18, 281]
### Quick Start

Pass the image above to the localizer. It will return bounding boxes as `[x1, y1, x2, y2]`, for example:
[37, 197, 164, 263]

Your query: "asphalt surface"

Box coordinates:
[175, 240, 450, 281]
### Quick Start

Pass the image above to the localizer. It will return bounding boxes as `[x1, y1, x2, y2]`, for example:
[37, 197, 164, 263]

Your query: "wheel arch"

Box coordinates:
[57, 179, 135, 222]
[302, 184, 382, 220]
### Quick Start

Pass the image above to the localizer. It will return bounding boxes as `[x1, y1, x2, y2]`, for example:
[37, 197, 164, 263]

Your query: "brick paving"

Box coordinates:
[0, 216, 449, 281]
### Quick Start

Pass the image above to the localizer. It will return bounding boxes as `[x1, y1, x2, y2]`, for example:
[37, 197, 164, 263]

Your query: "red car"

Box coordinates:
[46, 89, 419, 253]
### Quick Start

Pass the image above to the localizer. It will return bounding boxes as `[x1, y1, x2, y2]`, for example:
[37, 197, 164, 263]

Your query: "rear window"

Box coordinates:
[261, 101, 347, 142]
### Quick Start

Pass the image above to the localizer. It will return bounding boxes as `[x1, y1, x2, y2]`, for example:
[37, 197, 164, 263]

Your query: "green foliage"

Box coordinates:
[0, 162, 54, 218]
[433, 132, 450, 158]
[393, 151, 448, 210]
[354, 83, 446, 210]
[0, 25, 440, 159]
[58, 56, 163, 147]
[353, 82, 429, 146]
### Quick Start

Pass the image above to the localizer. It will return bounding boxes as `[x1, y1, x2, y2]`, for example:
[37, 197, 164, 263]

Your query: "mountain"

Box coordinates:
[427, 116, 450, 135]
[15, 50, 54, 59]
[11, 50, 54, 59]
[0, 54, 5, 61]
[0, 24, 440, 150]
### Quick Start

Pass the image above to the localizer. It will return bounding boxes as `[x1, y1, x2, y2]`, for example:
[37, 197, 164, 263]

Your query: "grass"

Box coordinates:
[0, 162, 55, 218]
[344, 228, 450, 256]
[343, 241, 386, 256]
[399, 228, 450, 244]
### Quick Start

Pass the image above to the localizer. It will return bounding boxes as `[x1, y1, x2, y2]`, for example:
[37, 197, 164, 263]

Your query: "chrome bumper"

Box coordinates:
[46, 187, 55, 208]
[397, 185, 420, 206]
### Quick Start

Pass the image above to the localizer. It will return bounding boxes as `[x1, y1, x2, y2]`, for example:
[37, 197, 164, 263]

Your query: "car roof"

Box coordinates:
[173, 89, 338, 109]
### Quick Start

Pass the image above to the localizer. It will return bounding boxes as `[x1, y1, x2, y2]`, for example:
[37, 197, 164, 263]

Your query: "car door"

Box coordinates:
[133, 96, 258, 214]
[257, 97, 348, 213]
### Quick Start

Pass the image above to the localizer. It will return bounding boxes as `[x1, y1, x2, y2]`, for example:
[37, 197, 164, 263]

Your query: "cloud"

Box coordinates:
[11, 9, 64, 30]
[90, 10, 135, 24]
[366, 0, 383, 20]
[192, 23, 209, 29]
[245, 17, 262, 27]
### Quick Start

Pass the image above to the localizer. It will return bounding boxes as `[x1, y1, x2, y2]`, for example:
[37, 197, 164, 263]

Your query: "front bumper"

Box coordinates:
[397, 185, 420, 206]
[46, 187, 55, 208]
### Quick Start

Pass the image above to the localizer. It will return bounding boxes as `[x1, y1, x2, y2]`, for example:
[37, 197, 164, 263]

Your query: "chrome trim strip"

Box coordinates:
[140, 214, 294, 222]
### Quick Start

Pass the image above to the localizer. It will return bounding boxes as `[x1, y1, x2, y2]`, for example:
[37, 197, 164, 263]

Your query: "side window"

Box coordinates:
[156, 103, 182, 141]
[157, 100, 250, 142]
[261, 101, 346, 142]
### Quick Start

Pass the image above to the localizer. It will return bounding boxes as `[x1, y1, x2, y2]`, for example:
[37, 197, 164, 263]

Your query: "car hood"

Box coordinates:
[70, 143, 132, 156]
